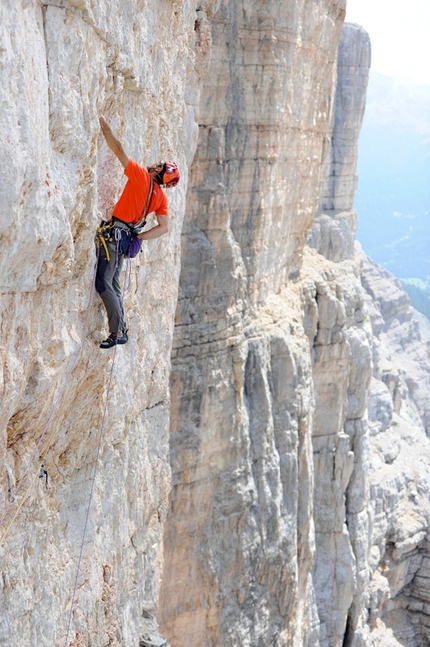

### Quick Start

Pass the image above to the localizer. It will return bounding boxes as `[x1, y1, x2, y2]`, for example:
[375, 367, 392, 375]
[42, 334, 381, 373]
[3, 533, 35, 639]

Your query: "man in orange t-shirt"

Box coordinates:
[96, 116, 180, 349]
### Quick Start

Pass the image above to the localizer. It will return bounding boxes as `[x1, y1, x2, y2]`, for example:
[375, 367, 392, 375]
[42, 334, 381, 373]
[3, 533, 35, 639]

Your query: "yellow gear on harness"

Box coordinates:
[99, 235, 110, 262]
[97, 223, 114, 262]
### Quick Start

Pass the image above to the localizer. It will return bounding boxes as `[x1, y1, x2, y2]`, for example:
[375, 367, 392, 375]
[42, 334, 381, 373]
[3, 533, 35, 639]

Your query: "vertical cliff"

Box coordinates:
[307, 23, 372, 647]
[158, 2, 353, 646]
[2, 2, 430, 647]
[308, 22, 371, 262]
[0, 1, 218, 645]
[355, 252, 430, 647]
[160, 9, 430, 647]
[309, 23, 430, 647]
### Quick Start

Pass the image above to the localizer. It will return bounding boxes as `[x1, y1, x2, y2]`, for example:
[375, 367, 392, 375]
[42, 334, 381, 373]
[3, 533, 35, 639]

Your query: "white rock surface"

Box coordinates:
[0, 0, 219, 644]
[357, 252, 430, 647]
[2, 3, 430, 647]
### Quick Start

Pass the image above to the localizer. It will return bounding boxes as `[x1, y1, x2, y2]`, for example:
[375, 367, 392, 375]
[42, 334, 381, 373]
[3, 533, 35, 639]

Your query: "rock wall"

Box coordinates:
[357, 252, 430, 647]
[159, 11, 430, 647]
[308, 22, 371, 262]
[0, 0, 219, 645]
[157, 2, 357, 646]
[2, 2, 430, 647]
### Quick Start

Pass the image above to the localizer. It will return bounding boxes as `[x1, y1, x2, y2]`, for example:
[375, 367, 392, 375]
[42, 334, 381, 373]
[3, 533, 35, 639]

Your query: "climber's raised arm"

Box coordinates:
[99, 116, 129, 169]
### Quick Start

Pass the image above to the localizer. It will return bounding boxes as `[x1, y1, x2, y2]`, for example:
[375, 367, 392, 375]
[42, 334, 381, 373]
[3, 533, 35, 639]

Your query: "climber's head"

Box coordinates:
[147, 160, 180, 188]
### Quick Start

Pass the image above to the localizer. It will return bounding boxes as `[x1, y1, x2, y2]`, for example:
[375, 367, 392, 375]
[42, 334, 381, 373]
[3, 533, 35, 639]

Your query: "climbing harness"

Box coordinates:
[96, 178, 154, 261]
[97, 217, 135, 261]
[97, 219, 134, 262]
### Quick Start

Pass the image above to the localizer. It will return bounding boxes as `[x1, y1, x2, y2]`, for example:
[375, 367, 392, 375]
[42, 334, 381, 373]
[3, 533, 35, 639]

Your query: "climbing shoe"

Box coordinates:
[99, 331, 128, 349]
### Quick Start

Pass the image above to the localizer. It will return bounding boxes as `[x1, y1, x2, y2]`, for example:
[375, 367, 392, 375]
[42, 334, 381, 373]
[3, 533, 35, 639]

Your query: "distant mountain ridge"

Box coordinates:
[355, 71, 430, 284]
[364, 71, 430, 133]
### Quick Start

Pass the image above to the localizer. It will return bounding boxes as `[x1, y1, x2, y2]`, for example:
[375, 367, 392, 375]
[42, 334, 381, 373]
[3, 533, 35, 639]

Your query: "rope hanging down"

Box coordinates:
[63, 254, 131, 647]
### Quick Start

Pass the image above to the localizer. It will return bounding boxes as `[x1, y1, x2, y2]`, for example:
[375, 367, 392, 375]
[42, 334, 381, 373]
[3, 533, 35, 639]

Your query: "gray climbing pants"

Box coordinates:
[95, 240, 127, 334]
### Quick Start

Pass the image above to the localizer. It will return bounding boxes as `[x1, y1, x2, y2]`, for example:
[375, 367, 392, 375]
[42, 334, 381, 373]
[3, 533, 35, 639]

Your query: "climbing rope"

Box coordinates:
[0, 249, 100, 544]
[63, 254, 131, 647]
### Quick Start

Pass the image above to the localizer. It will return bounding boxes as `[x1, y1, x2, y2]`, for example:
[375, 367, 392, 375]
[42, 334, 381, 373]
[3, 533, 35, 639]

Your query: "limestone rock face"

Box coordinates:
[319, 23, 371, 214]
[361, 257, 430, 645]
[308, 23, 371, 262]
[159, 11, 430, 647]
[176, 0, 347, 314]
[0, 0, 219, 645]
[158, 2, 363, 646]
[356, 252, 430, 647]
[3, 2, 430, 647]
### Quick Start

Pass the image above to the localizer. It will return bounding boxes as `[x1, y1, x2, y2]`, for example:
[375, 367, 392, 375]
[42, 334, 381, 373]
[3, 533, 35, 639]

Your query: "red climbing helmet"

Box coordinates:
[148, 160, 180, 188]
[161, 160, 180, 188]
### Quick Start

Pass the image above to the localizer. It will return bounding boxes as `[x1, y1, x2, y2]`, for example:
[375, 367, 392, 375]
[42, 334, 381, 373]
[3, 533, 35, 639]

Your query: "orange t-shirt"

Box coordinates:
[112, 159, 169, 224]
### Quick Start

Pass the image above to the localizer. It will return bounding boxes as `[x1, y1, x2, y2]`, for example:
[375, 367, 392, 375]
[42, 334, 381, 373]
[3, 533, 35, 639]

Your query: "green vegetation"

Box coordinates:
[400, 279, 430, 319]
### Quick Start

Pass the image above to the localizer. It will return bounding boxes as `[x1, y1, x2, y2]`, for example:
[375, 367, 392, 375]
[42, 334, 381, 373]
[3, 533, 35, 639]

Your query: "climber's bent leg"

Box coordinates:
[96, 243, 127, 334]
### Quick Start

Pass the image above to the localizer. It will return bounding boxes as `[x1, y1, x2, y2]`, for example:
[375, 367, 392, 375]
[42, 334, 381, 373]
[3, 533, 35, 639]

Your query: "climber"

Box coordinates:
[96, 115, 180, 349]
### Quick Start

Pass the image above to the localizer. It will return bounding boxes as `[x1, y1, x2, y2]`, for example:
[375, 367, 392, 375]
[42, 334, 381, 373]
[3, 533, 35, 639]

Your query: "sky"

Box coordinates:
[345, 0, 430, 85]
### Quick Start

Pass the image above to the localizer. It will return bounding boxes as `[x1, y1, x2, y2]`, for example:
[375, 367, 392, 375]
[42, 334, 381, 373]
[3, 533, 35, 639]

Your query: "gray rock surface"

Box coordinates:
[2, 3, 430, 647]
[358, 251, 430, 647]
[160, 13, 430, 647]
[308, 23, 371, 262]
[0, 1, 219, 645]
[158, 2, 349, 645]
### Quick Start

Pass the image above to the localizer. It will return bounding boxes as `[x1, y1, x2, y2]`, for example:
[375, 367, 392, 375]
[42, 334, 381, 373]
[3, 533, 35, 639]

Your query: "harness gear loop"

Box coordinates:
[114, 226, 122, 266]
[100, 235, 110, 261]
[96, 222, 114, 262]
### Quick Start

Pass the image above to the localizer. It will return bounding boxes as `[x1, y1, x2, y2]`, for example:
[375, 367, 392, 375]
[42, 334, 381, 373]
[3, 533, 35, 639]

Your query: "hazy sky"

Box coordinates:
[345, 0, 430, 84]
